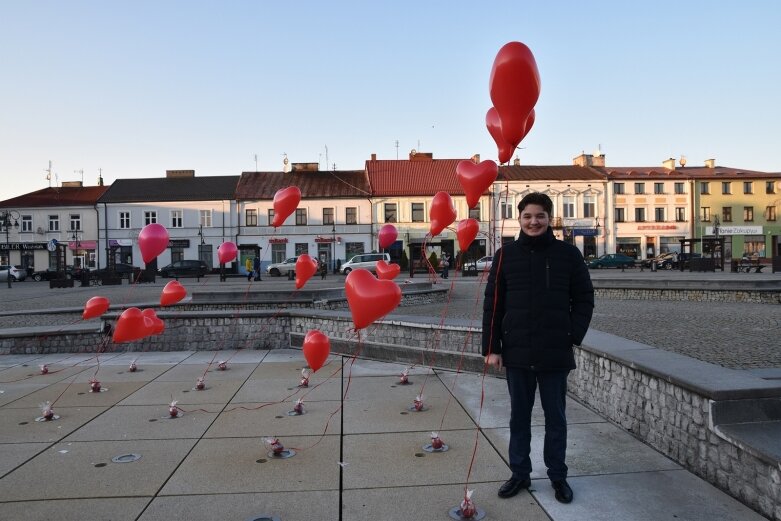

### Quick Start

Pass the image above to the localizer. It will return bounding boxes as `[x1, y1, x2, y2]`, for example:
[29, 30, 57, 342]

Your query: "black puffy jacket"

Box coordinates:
[481, 227, 594, 370]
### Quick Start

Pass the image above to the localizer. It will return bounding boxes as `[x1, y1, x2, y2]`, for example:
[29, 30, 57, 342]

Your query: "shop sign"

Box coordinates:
[573, 228, 599, 237]
[314, 236, 337, 243]
[637, 225, 681, 230]
[705, 226, 762, 235]
[268, 238, 288, 244]
[0, 242, 47, 251]
[168, 239, 190, 248]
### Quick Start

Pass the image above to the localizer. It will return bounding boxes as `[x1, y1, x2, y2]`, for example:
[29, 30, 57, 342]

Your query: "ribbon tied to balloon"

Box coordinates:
[456, 159, 498, 209]
[271, 186, 302, 227]
[295, 254, 319, 289]
[217, 241, 238, 264]
[138, 223, 170, 264]
[429, 191, 457, 237]
[375, 260, 401, 280]
[160, 280, 187, 306]
[345, 269, 402, 330]
[302, 329, 330, 372]
[82, 296, 110, 320]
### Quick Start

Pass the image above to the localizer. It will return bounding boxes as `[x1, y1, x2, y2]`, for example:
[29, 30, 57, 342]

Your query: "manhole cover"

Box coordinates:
[112, 453, 142, 463]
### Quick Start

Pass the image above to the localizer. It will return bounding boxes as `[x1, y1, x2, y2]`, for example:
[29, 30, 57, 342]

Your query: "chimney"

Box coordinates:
[62, 181, 83, 188]
[573, 153, 593, 167]
[166, 170, 195, 178]
[291, 162, 319, 172]
[371, 153, 377, 161]
[662, 158, 676, 170]
[513, 157, 521, 166]
[97, 174, 104, 186]
[471, 154, 480, 164]
[409, 150, 433, 161]
[704, 158, 716, 168]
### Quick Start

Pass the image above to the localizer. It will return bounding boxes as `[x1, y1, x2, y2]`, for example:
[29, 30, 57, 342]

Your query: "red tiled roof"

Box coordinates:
[499, 165, 606, 182]
[603, 166, 776, 179]
[0, 186, 110, 208]
[366, 159, 469, 196]
[235, 170, 370, 200]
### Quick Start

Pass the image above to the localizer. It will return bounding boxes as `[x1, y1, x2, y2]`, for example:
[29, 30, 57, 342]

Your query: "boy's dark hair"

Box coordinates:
[517, 192, 553, 216]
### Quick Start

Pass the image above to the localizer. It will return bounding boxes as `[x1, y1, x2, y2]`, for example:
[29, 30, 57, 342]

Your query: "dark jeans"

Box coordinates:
[505, 367, 569, 481]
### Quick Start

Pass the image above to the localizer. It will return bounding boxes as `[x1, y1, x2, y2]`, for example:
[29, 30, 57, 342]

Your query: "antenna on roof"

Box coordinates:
[325, 145, 329, 172]
[394, 139, 399, 159]
[45, 160, 52, 187]
[282, 153, 291, 173]
[254, 154, 258, 171]
[74, 169, 84, 183]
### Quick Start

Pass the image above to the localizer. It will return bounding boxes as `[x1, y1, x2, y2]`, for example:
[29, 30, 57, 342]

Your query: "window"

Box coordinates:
[171, 210, 183, 228]
[700, 182, 710, 195]
[411, 203, 424, 223]
[614, 208, 625, 222]
[767, 206, 777, 221]
[384, 203, 397, 223]
[468, 203, 481, 220]
[322, 208, 334, 225]
[48, 215, 59, 231]
[583, 195, 595, 218]
[200, 210, 212, 227]
[144, 211, 157, 225]
[744, 181, 753, 194]
[294, 242, 309, 255]
[267, 209, 275, 226]
[345, 207, 357, 225]
[501, 201, 513, 219]
[701, 207, 711, 221]
[171, 247, 184, 263]
[346, 242, 364, 257]
[674, 182, 685, 194]
[614, 183, 625, 195]
[654, 183, 664, 194]
[21, 215, 32, 233]
[722, 207, 732, 222]
[119, 212, 130, 229]
[295, 208, 307, 226]
[722, 182, 731, 195]
[634, 208, 646, 222]
[245, 209, 257, 227]
[767, 181, 776, 194]
[675, 207, 686, 222]
[654, 208, 665, 222]
[634, 183, 645, 195]
[744, 206, 754, 222]
[562, 196, 575, 218]
[69, 214, 81, 231]
[271, 243, 286, 263]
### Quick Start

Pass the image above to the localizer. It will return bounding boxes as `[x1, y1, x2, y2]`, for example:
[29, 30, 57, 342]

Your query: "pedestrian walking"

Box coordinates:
[440, 252, 450, 279]
[253, 255, 261, 281]
[245, 257, 253, 281]
[482, 192, 594, 504]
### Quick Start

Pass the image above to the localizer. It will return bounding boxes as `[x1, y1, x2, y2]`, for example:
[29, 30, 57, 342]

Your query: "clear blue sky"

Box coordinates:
[1, 1, 779, 201]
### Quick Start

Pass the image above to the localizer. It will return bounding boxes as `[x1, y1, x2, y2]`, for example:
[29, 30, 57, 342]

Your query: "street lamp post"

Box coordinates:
[1, 210, 20, 288]
[594, 217, 601, 257]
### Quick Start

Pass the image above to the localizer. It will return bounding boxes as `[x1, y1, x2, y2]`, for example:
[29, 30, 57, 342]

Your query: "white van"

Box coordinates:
[339, 252, 391, 274]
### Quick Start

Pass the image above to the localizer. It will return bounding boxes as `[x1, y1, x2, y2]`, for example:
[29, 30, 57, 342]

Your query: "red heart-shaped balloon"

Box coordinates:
[217, 241, 238, 264]
[345, 269, 402, 330]
[160, 280, 187, 306]
[489, 41, 541, 149]
[113, 307, 149, 343]
[375, 260, 401, 280]
[142, 308, 165, 336]
[272, 186, 302, 227]
[456, 159, 498, 209]
[295, 254, 319, 289]
[457, 219, 480, 251]
[486, 107, 516, 164]
[303, 329, 330, 372]
[138, 223, 170, 264]
[378, 224, 398, 250]
[82, 296, 110, 320]
[429, 191, 457, 237]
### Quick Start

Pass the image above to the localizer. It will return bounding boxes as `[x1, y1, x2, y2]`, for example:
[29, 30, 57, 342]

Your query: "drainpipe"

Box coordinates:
[94, 204, 101, 268]
[103, 202, 109, 269]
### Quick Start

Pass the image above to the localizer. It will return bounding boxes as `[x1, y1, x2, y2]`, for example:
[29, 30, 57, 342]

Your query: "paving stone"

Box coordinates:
[0, 497, 149, 521]
[0, 405, 108, 443]
[63, 405, 219, 441]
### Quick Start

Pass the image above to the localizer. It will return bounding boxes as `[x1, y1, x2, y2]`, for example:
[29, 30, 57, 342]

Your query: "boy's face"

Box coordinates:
[518, 203, 550, 237]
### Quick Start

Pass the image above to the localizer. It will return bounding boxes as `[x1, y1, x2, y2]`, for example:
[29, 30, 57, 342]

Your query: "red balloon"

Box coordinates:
[138, 223, 170, 264]
[345, 269, 402, 330]
[522, 109, 536, 142]
[82, 296, 110, 320]
[375, 260, 401, 280]
[160, 280, 187, 306]
[295, 254, 318, 289]
[429, 191, 457, 237]
[113, 307, 149, 343]
[302, 329, 330, 372]
[457, 219, 480, 251]
[486, 107, 516, 164]
[217, 242, 238, 264]
[456, 159, 498, 209]
[272, 186, 302, 227]
[378, 224, 398, 250]
[489, 41, 541, 149]
[142, 308, 165, 336]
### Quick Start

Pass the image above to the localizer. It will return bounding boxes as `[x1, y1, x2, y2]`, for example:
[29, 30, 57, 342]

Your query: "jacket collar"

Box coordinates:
[517, 226, 555, 248]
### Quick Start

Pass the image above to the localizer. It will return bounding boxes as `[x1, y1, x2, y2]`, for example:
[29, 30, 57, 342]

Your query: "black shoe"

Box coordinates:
[498, 477, 531, 498]
[552, 479, 573, 503]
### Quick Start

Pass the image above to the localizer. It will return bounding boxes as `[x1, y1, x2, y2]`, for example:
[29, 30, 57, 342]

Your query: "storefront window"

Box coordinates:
[271, 243, 286, 263]
[743, 235, 766, 257]
[616, 238, 640, 259]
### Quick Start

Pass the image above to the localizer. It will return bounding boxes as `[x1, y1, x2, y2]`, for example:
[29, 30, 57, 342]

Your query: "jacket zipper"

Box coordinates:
[545, 257, 550, 289]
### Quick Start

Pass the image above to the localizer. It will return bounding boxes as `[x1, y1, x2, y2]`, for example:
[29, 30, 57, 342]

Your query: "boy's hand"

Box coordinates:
[485, 354, 502, 370]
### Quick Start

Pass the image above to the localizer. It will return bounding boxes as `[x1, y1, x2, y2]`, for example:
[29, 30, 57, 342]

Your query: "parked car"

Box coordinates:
[587, 253, 636, 269]
[159, 260, 209, 278]
[266, 257, 298, 277]
[94, 263, 139, 277]
[463, 255, 493, 274]
[0, 265, 27, 282]
[640, 252, 675, 270]
[32, 268, 77, 281]
[339, 252, 391, 275]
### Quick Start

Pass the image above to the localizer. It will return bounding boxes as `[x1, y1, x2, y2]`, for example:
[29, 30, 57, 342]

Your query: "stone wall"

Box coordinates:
[595, 288, 781, 304]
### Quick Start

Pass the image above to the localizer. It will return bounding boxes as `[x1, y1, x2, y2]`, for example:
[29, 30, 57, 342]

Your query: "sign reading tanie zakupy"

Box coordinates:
[705, 226, 763, 235]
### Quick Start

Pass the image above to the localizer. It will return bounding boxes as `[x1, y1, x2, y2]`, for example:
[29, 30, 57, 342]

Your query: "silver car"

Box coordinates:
[266, 257, 298, 277]
[0, 265, 27, 282]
